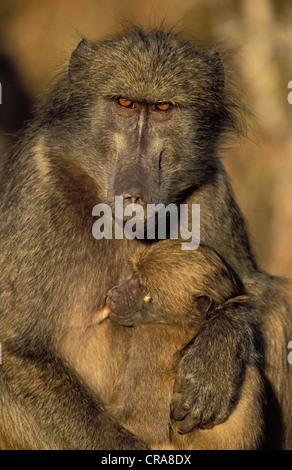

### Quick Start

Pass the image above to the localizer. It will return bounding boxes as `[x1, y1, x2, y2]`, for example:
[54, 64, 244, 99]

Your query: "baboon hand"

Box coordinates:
[170, 306, 254, 433]
[171, 339, 242, 432]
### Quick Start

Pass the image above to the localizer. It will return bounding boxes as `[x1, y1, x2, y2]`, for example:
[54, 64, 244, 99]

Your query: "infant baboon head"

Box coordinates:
[104, 240, 244, 331]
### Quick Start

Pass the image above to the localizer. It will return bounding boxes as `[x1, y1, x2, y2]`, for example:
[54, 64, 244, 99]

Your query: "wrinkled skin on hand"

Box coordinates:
[171, 308, 256, 432]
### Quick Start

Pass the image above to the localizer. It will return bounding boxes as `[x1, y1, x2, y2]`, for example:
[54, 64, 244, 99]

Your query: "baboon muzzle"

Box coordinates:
[106, 276, 148, 326]
[113, 130, 161, 207]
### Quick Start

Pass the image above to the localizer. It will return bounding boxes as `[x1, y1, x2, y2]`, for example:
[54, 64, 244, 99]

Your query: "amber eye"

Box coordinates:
[143, 293, 152, 304]
[155, 102, 172, 112]
[117, 97, 133, 108]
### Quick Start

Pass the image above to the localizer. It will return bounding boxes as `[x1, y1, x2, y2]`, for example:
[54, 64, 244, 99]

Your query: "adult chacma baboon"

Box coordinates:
[0, 27, 291, 449]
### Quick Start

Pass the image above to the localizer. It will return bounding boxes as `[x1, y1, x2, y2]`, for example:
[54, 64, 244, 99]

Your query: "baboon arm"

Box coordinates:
[2, 348, 146, 450]
[171, 302, 257, 432]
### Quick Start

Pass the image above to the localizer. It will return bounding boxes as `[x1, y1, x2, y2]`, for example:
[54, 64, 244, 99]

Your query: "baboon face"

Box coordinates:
[105, 273, 213, 331]
[104, 240, 243, 330]
[51, 29, 232, 213]
[105, 276, 155, 326]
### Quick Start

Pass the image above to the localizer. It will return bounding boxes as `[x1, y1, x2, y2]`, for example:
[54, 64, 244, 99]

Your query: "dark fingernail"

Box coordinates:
[200, 421, 215, 430]
[173, 381, 183, 393]
[178, 417, 200, 434]
[171, 409, 187, 421]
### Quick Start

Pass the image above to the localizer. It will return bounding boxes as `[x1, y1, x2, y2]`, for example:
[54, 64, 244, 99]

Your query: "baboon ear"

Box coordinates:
[194, 294, 213, 317]
[208, 50, 225, 92]
[69, 38, 96, 82]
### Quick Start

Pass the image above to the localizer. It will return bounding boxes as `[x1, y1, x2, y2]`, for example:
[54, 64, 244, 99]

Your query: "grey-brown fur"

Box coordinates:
[0, 27, 291, 449]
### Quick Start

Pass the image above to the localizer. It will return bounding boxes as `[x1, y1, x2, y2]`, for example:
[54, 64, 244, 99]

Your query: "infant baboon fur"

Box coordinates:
[99, 240, 265, 450]
[0, 27, 291, 449]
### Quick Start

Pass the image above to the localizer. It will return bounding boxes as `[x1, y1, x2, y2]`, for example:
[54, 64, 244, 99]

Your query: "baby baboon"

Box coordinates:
[0, 27, 291, 449]
[98, 240, 265, 450]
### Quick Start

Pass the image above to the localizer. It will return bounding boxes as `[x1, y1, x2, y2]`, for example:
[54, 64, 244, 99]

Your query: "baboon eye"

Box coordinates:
[117, 97, 133, 108]
[154, 102, 172, 112]
[143, 293, 152, 303]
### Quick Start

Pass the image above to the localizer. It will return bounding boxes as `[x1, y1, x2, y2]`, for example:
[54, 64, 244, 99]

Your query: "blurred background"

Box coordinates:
[0, 0, 291, 286]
